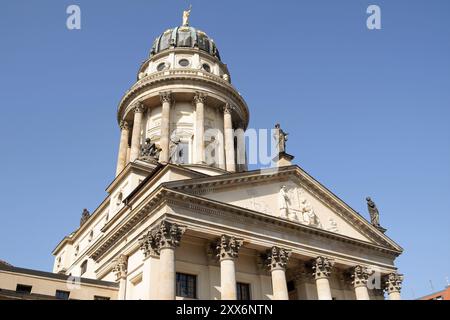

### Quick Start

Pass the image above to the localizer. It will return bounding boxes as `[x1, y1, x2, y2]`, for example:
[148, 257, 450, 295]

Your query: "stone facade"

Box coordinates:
[0, 13, 403, 300]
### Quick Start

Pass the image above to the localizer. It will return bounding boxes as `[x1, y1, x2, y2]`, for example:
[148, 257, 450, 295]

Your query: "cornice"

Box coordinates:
[117, 69, 249, 127]
[88, 184, 401, 264]
[163, 165, 403, 252]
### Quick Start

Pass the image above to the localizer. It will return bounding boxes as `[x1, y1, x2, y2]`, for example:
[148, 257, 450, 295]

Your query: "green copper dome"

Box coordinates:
[150, 26, 221, 61]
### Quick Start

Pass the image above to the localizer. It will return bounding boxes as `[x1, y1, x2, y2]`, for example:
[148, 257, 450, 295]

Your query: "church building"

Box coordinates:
[0, 10, 403, 300]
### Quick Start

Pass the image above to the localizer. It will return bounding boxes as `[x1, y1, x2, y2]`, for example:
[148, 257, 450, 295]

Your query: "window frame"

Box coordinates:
[176, 272, 197, 299]
[55, 290, 70, 300]
[236, 282, 251, 300]
[15, 284, 32, 294]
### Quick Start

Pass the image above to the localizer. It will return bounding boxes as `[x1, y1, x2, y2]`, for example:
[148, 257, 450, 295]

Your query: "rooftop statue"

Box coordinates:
[182, 5, 192, 26]
[366, 197, 386, 233]
[80, 208, 90, 227]
[273, 123, 288, 154]
[140, 138, 160, 161]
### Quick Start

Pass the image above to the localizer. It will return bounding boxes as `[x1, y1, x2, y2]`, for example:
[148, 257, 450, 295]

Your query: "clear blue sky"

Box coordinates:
[0, 0, 449, 299]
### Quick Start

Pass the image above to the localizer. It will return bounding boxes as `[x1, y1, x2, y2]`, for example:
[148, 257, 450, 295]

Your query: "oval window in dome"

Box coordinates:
[157, 62, 166, 71]
[178, 59, 190, 67]
[202, 63, 211, 72]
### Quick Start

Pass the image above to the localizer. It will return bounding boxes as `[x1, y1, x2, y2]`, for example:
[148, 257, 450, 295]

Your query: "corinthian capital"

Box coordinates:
[157, 220, 186, 249]
[215, 235, 243, 261]
[139, 229, 160, 258]
[223, 102, 234, 114]
[159, 91, 172, 104]
[112, 255, 128, 281]
[119, 120, 129, 130]
[384, 272, 403, 294]
[312, 256, 334, 279]
[265, 246, 291, 271]
[133, 102, 145, 113]
[351, 265, 370, 288]
[193, 92, 207, 104]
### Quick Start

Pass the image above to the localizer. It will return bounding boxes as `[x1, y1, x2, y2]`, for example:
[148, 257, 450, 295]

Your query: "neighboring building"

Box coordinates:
[0, 11, 404, 300]
[0, 262, 117, 300]
[418, 286, 450, 300]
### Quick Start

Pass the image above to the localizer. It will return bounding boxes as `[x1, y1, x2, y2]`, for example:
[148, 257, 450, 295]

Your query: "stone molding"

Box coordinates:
[117, 69, 249, 126]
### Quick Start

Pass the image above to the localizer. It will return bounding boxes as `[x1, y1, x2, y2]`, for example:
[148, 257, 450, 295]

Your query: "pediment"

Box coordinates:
[165, 166, 402, 252]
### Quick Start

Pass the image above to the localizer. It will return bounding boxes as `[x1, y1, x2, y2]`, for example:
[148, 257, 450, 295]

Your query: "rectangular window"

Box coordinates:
[55, 290, 70, 300]
[94, 295, 111, 300]
[236, 282, 251, 300]
[176, 273, 197, 299]
[80, 260, 88, 276]
[16, 284, 32, 294]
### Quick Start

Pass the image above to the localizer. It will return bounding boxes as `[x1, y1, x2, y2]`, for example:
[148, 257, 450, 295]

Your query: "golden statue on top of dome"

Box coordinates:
[182, 5, 192, 26]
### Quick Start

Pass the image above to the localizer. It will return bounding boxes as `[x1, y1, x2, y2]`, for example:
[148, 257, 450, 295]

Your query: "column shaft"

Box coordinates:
[235, 127, 246, 172]
[142, 256, 159, 300]
[316, 277, 332, 300]
[271, 268, 289, 300]
[159, 92, 172, 163]
[118, 278, 127, 300]
[220, 259, 237, 300]
[223, 103, 235, 172]
[130, 104, 145, 162]
[158, 247, 176, 300]
[194, 93, 206, 164]
[388, 291, 401, 300]
[355, 285, 370, 300]
[115, 121, 129, 176]
[265, 246, 291, 301]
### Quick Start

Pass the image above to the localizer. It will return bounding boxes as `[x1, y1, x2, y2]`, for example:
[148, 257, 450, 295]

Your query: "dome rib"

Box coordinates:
[150, 26, 221, 61]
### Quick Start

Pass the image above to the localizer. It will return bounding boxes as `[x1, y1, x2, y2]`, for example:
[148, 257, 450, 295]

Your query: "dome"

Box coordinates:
[150, 26, 221, 61]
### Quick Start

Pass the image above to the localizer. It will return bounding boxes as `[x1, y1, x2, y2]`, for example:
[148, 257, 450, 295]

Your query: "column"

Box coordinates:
[223, 103, 236, 172]
[113, 255, 128, 300]
[139, 230, 160, 300]
[129, 102, 145, 162]
[194, 92, 207, 164]
[351, 265, 370, 300]
[235, 124, 246, 172]
[150, 220, 185, 300]
[159, 92, 172, 163]
[312, 256, 334, 300]
[215, 235, 243, 300]
[266, 246, 291, 300]
[115, 121, 130, 176]
[384, 272, 403, 300]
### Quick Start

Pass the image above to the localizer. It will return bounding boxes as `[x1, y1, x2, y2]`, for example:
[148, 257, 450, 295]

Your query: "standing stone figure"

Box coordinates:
[366, 197, 381, 227]
[169, 136, 183, 164]
[182, 5, 192, 26]
[80, 209, 90, 226]
[278, 185, 290, 218]
[273, 123, 288, 154]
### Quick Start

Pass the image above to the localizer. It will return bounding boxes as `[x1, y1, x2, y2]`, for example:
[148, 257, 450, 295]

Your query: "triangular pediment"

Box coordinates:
[165, 165, 403, 252]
